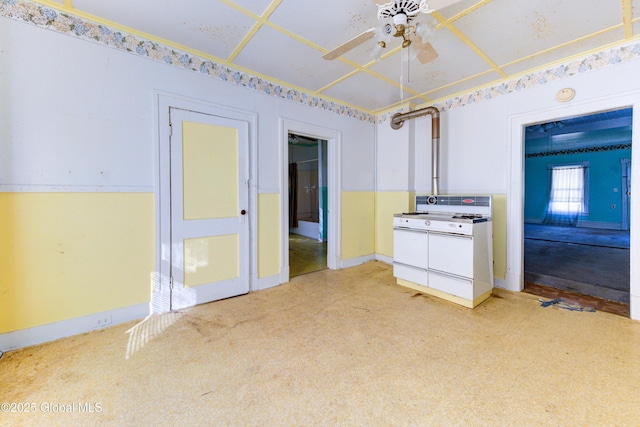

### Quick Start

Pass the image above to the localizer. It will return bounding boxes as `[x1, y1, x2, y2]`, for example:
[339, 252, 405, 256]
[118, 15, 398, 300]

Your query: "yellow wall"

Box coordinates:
[341, 191, 375, 260]
[0, 193, 154, 334]
[258, 193, 280, 278]
[375, 191, 412, 258]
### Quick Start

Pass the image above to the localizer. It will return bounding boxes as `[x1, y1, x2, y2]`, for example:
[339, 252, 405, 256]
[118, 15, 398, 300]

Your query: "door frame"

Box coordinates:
[153, 92, 258, 313]
[621, 158, 631, 231]
[508, 91, 640, 320]
[280, 119, 341, 282]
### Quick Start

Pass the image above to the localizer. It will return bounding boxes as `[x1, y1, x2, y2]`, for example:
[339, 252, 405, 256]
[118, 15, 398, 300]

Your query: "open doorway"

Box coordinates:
[523, 108, 632, 313]
[288, 133, 328, 277]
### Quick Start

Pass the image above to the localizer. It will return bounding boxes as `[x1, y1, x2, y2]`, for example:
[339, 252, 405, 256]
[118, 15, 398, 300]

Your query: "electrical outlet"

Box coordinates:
[96, 315, 112, 328]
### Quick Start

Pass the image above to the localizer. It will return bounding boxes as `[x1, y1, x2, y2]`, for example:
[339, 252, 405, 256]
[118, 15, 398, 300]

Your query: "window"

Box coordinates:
[544, 163, 588, 226]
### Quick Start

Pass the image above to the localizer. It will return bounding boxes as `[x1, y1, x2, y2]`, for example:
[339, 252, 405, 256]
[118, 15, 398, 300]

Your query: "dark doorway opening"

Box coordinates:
[288, 133, 328, 277]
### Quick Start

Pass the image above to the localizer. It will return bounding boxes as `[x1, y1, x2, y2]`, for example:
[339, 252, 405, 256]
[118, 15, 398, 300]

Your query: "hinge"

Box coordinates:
[169, 122, 173, 137]
[169, 276, 174, 289]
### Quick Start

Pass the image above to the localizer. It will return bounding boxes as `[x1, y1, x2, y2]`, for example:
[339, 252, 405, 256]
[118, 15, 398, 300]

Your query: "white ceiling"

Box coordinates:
[43, 0, 640, 113]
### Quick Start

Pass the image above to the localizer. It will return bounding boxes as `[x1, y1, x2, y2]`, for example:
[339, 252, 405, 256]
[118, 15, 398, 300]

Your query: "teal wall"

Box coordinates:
[524, 149, 631, 224]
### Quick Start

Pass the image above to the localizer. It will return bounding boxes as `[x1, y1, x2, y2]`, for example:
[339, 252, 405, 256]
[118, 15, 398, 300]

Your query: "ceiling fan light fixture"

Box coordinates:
[414, 20, 435, 43]
[374, 22, 393, 42]
[372, 42, 385, 61]
[323, 0, 440, 62]
[377, 0, 435, 50]
[393, 13, 408, 27]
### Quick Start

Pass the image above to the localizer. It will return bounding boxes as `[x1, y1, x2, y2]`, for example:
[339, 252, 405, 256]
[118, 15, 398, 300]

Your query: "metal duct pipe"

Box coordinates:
[390, 106, 441, 195]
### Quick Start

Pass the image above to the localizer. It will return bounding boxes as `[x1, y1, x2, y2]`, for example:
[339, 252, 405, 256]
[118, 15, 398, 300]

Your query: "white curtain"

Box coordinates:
[544, 165, 585, 226]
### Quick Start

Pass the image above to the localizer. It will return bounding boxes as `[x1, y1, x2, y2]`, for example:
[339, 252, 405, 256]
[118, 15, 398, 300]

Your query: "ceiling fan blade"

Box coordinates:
[323, 28, 375, 60]
[416, 42, 438, 64]
[408, 33, 439, 64]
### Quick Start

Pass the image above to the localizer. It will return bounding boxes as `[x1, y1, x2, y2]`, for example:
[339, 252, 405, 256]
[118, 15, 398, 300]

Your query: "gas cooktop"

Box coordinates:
[394, 212, 490, 223]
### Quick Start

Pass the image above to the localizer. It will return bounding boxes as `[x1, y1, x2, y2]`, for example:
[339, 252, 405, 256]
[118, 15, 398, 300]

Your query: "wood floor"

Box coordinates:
[524, 281, 630, 317]
[289, 233, 327, 277]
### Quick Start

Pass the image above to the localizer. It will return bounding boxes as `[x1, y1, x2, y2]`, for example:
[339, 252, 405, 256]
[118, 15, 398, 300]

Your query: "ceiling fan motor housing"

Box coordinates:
[377, 0, 433, 21]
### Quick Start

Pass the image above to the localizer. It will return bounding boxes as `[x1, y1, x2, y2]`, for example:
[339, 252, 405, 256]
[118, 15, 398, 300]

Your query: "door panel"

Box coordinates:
[170, 108, 249, 309]
[184, 234, 239, 287]
[182, 122, 239, 220]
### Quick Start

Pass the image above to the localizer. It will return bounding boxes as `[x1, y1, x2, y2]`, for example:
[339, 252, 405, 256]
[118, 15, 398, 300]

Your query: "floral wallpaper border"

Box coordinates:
[2, 0, 640, 125]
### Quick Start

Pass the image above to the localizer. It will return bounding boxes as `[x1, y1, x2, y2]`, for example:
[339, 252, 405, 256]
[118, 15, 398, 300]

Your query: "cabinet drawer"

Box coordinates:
[428, 270, 473, 300]
[394, 263, 427, 286]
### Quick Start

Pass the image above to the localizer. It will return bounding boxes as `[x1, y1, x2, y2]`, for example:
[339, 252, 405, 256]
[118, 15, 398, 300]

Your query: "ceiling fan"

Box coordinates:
[323, 0, 461, 64]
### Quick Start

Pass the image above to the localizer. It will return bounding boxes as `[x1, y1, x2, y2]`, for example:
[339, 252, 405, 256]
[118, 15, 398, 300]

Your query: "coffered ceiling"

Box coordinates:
[37, 0, 640, 113]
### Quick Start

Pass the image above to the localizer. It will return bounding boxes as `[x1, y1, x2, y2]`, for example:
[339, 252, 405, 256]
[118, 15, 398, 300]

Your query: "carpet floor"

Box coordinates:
[2, 262, 639, 426]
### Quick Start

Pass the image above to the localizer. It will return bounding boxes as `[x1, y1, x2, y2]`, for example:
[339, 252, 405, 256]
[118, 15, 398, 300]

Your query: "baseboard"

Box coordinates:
[526, 219, 624, 230]
[493, 277, 507, 289]
[631, 294, 640, 321]
[576, 220, 623, 230]
[341, 254, 376, 269]
[257, 274, 281, 291]
[0, 303, 149, 352]
[290, 220, 320, 240]
[505, 271, 523, 292]
[524, 218, 543, 224]
[375, 254, 393, 265]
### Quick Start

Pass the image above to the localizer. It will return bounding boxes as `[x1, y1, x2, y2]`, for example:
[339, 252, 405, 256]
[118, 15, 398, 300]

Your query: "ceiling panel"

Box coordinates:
[501, 28, 624, 76]
[26, 0, 637, 113]
[230, 0, 274, 16]
[322, 71, 415, 111]
[73, 0, 255, 59]
[269, 0, 377, 51]
[424, 72, 499, 102]
[437, 0, 487, 19]
[234, 25, 356, 91]
[454, 0, 623, 67]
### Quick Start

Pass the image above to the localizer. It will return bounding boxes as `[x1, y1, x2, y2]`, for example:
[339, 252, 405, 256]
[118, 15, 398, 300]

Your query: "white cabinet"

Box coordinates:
[393, 221, 493, 308]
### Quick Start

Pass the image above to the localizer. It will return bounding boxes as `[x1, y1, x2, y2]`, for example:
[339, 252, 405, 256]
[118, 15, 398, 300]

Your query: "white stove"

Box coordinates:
[393, 195, 494, 308]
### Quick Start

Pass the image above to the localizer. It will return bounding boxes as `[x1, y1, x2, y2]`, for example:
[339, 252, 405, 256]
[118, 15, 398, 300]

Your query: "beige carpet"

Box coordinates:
[2, 262, 640, 426]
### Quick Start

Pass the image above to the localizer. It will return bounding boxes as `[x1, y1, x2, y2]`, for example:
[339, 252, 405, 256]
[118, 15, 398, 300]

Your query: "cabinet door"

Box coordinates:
[428, 232, 473, 278]
[394, 229, 428, 269]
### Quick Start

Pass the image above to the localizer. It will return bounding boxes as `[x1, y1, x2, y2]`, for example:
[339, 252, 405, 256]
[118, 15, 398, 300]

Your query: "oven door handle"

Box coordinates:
[429, 231, 473, 239]
[393, 227, 428, 233]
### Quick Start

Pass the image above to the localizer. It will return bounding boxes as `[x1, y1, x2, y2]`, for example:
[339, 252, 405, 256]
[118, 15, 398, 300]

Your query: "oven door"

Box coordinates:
[393, 227, 428, 269]
[428, 231, 473, 278]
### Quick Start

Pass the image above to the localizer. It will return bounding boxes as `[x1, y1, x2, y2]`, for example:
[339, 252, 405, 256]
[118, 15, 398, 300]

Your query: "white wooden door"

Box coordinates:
[169, 108, 249, 310]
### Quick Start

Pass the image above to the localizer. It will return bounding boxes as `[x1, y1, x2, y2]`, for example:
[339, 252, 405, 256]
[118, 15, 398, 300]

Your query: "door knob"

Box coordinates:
[241, 210, 247, 215]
